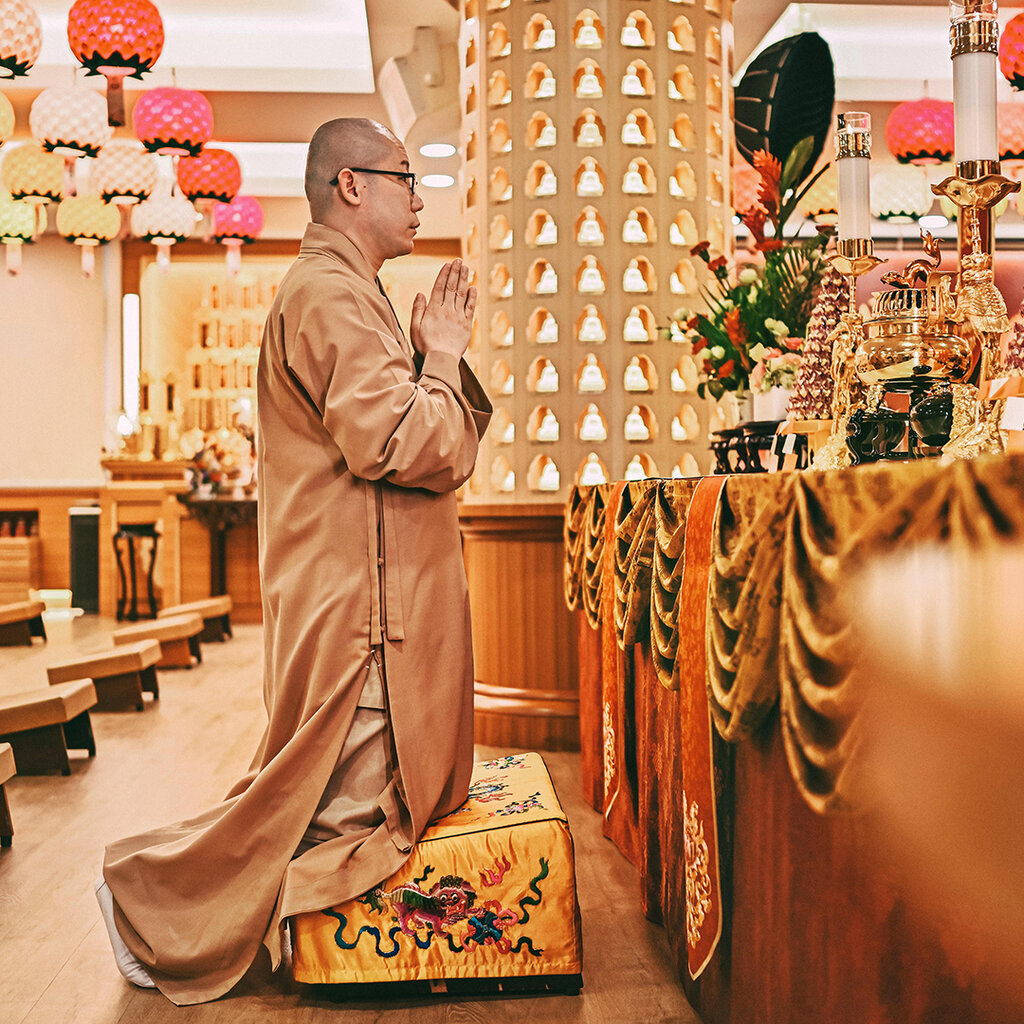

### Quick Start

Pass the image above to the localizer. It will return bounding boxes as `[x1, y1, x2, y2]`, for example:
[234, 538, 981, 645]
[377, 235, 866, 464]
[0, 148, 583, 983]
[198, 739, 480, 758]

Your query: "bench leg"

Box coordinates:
[63, 710, 96, 756]
[0, 724, 71, 775]
[0, 784, 12, 847]
[28, 614, 46, 641]
[140, 664, 159, 700]
[188, 634, 202, 664]
[158, 638, 198, 669]
[0, 621, 33, 646]
[200, 616, 228, 643]
[93, 671, 147, 712]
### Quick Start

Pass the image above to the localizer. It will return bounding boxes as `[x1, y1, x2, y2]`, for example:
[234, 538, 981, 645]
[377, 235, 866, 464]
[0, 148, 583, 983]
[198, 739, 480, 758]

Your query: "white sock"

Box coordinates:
[94, 877, 157, 989]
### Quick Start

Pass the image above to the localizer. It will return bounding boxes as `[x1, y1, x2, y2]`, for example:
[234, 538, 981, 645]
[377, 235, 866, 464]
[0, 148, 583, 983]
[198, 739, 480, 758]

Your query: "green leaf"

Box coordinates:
[781, 135, 816, 195]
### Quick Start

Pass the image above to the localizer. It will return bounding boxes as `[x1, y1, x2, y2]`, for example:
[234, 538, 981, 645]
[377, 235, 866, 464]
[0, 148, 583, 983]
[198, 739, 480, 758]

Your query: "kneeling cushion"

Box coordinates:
[291, 752, 583, 990]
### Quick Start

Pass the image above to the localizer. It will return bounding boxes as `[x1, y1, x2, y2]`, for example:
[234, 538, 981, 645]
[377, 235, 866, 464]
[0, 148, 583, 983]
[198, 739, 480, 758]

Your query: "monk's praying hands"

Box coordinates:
[410, 258, 477, 360]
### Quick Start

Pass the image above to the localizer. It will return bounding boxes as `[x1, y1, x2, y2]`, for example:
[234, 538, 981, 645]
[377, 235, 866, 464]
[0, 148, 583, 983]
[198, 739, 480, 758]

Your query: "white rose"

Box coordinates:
[709, 345, 725, 360]
[738, 267, 758, 285]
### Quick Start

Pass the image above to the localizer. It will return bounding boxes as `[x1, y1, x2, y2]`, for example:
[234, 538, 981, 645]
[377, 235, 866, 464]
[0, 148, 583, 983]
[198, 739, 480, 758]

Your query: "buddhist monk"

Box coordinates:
[95, 117, 492, 1005]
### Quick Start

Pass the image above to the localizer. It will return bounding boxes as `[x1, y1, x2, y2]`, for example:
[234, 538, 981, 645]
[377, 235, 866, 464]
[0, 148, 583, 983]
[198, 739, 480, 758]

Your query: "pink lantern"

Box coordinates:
[1000, 12, 1024, 91]
[131, 190, 195, 268]
[29, 86, 113, 195]
[176, 147, 241, 206]
[0, 91, 14, 145]
[0, 0, 42, 79]
[67, 0, 164, 125]
[999, 102, 1024, 165]
[132, 87, 214, 157]
[56, 193, 120, 277]
[884, 98, 955, 164]
[212, 194, 263, 275]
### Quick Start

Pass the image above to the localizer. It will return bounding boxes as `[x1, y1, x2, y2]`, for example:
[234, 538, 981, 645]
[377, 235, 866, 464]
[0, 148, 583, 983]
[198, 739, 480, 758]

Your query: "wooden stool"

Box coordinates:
[0, 743, 15, 848]
[158, 595, 233, 643]
[0, 600, 46, 646]
[112, 613, 204, 669]
[47, 639, 161, 712]
[0, 680, 97, 775]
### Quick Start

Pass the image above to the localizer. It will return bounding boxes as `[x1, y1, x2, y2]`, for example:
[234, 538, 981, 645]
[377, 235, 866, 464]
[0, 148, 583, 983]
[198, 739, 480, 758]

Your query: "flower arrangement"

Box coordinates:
[672, 142, 831, 400]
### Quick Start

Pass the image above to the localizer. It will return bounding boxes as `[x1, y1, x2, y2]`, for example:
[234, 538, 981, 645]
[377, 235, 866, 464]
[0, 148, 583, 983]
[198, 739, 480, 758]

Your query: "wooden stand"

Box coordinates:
[460, 504, 579, 751]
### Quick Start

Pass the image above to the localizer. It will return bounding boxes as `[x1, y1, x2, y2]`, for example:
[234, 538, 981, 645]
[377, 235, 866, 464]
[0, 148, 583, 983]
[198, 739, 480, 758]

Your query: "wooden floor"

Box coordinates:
[0, 616, 700, 1024]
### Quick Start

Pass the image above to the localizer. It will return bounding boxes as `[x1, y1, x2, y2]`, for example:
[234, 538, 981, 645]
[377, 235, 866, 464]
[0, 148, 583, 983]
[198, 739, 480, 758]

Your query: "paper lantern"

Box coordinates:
[29, 86, 113, 195]
[884, 99, 954, 165]
[0, 189, 36, 274]
[999, 12, 1024, 91]
[56, 193, 120, 276]
[870, 165, 934, 222]
[132, 87, 213, 157]
[212, 194, 263, 275]
[67, 0, 164, 125]
[131, 190, 195, 268]
[797, 163, 838, 223]
[1, 143, 64, 233]
[0, 91, 13, 145]
[999, 103, 1024, 163]
[91, 139, 158, 205]
[0, 0, 42, 79]
[176, 147, 241, 206]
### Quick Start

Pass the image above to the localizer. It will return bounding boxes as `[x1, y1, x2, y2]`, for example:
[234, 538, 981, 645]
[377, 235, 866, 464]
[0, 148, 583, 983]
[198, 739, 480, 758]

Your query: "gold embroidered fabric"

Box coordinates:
[565, 453, 1024, 815]
[563, 484, 611, 630]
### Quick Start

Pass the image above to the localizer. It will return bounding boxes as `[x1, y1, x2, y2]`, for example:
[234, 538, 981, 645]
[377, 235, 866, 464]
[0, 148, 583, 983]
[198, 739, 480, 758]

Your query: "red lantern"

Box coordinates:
[1000, 12, 1024, 92]
[213, 195, 263, 275]
[176, 148, 241, 206]
[67, 0, 164, 127]
[132, 87, 213, 157]
[885, 98, 954, 164]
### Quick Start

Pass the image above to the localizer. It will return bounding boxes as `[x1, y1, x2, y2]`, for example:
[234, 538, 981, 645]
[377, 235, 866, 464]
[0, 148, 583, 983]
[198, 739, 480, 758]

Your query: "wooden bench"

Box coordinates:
[0, 743, 15, 847]
[0, 679, 97, 775]
[0, 600, 46, 646]
[47, 639, 161, 712]
[158, 595, 233, 643]
[112, 613, 204, 669]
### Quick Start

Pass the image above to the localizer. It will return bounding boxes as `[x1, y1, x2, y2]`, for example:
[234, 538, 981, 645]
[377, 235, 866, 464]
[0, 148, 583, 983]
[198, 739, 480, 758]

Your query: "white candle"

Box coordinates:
[953, 50, 999, 162]
[835, 112, 872, 241]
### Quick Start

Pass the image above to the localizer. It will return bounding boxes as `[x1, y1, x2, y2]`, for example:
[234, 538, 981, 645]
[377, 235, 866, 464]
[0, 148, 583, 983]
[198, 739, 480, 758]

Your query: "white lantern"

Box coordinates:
[870, 165, 934, 223]
[91, 140, 159, 205]
[131, 191, 196, 268]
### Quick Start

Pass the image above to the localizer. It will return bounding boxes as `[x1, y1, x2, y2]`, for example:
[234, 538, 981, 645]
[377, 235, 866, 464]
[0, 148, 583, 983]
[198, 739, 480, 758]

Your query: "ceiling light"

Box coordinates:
[421, 173, 455, 188]
[918, 214, 948, 229]
[419, 143, 456, 158]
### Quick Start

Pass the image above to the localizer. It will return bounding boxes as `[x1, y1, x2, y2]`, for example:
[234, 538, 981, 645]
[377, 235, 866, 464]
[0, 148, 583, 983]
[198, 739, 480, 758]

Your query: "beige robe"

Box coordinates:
[102, 223, 491, 1006]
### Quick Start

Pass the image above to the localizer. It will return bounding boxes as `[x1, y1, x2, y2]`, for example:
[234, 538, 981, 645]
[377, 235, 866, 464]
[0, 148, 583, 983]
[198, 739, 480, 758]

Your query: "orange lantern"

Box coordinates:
[176, 147, 241, 206]
[0, 0, 42, 80]
[67, 0, 164, 126]
[56, 193, 120, 277]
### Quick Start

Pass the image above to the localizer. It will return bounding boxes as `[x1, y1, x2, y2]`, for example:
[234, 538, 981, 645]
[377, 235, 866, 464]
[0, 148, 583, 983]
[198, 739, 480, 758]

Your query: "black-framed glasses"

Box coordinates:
[330, 167, 418, 195]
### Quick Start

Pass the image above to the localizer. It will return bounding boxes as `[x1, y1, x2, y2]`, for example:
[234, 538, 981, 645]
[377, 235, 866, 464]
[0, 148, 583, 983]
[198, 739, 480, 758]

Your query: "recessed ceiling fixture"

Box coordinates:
[421, 173, 455, 188]
[419, 143, 456, 158]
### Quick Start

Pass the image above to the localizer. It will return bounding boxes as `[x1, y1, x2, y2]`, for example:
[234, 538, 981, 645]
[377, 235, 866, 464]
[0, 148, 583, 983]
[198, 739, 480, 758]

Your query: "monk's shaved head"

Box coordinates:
[305, 118, 402, 221]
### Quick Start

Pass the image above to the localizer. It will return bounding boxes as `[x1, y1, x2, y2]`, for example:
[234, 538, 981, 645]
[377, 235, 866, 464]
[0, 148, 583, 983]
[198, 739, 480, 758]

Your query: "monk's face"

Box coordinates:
[359, 140, 425, 259]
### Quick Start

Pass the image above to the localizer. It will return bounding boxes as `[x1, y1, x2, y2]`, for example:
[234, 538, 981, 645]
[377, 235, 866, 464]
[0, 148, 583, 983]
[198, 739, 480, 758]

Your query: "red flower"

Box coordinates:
[686, 315, 700, 331]
[691, 335, 706, 354]
[690, 240, 711, 258]
[724, 308, 747, 346]
[759, 239, 784, 252]
[717, 359, 735, 379]
[753, 149, 782, 219]
[708, 255, 728, 274]
[702, 358, 714, 375]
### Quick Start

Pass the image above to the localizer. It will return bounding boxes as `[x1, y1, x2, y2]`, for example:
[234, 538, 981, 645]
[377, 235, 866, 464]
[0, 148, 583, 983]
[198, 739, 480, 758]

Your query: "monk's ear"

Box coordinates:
[335, 169, 362, 206]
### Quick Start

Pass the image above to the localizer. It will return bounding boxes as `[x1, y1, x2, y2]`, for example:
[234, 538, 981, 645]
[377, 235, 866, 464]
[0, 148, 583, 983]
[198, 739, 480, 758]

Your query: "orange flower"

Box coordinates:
[753, 149, 782, 219]
[724, 308, 746, 346]
[717, 359, 735, 379]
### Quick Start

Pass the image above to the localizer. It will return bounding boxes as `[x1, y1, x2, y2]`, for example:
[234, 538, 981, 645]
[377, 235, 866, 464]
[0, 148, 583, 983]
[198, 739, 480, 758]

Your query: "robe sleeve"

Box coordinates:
[284, 279, 492, 493]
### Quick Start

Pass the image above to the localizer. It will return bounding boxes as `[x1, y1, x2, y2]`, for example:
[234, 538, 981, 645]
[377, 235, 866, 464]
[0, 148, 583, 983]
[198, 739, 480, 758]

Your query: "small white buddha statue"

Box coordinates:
[494, 82, 512, 106]
[491, 127, 512, 154]
[624, 307, 648, 342]
[535, 361, 559, 393]
[669, 69, 695, 102]
[671, 411, 690, 441]
[578, 355, 606, 393]
[576, 67, 602, 98]
[624, 356, 650, 391]
[670, 264, 696, 295]
[578, 160, 604, 196]
[537, 121, 557, 147]
[535, 217, 557, 246]
[677, 358, 700, 393]
[668, 19, 697, 53]
[670, 163, 697, 199]
[622, 161, 647, 194]
[579, 454, 607, 487]
[577, 113, 603, 147]
[624, 456, 647, 482]
[501, 418, 516, 444]
[534, 69, 556, 98]
[622, 210, 648, 244]
[579, 308, 605, 342]
[624, 406, 650, 441]
[670, 214, 697, 247]
[675, 454, 700, 479]
[622, 64, 645, 96]
[575, 14, 600, 49]
[578, 256, 605, 294]
[621, 15, 645, 47]
[535, 20, 555, 49]
[536, 410, 559, 442]
[621, 113, 646, 146]
[534, 168, 557, 197]
[492, 322, 513, 347]
[536, 314, 558, 344]
[577, 211, 604, 245]
[537, 460, 560, 492]
[501, 468, 516, 491]
[534, 264, 557, 295]
[623, 258, 647, 293]
[499, 275, 513, 299]
[671, 118, 695, 150]
[579, 404, 607, 441]
[495, 179, 512, 202]
[491, 223, 512, 250]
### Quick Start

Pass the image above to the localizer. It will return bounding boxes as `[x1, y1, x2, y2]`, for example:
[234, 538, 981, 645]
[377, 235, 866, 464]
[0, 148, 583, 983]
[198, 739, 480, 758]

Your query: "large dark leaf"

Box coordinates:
[734, 32, 836, 190]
